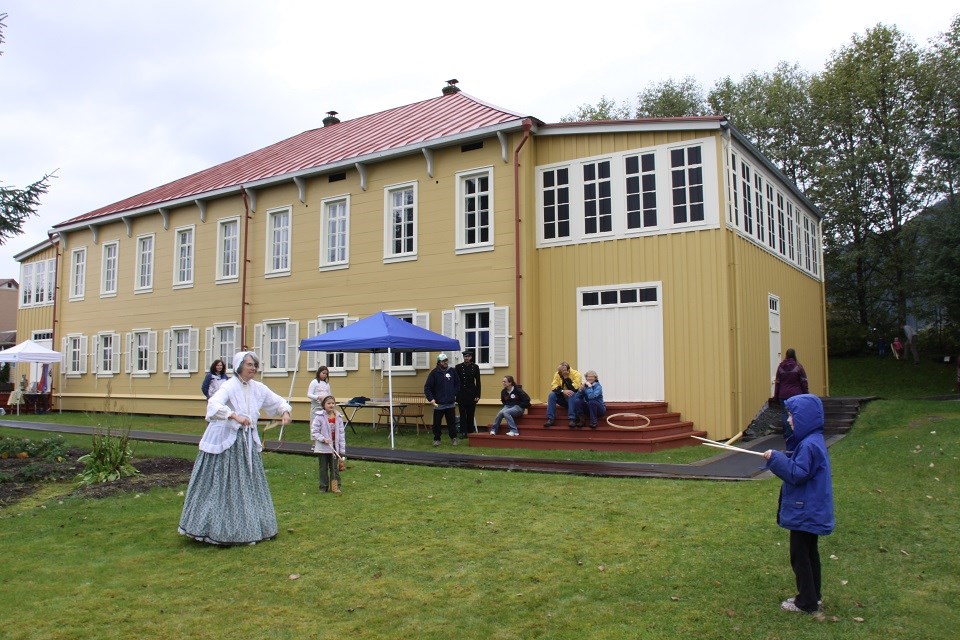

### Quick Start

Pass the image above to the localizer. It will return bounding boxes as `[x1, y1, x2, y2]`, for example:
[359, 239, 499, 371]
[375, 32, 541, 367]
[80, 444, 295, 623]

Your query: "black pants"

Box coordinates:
[318, 453, 340, 491]
[457, 400, 477, 434]
[789, 529, 822, 611]
[432, 406, 457, 441]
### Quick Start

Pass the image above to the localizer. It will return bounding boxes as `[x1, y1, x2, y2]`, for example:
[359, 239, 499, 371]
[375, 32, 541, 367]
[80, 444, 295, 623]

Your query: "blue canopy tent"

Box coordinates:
[297, 312, 460, 448]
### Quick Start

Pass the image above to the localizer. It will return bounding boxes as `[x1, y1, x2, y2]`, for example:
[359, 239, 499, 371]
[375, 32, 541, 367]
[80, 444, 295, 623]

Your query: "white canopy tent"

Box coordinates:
[0, 340, 62, 415]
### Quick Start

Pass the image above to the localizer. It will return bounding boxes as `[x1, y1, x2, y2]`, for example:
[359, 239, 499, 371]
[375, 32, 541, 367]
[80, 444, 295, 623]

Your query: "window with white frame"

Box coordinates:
[164, 326, 198, 375]
[776, 193, 787, 256]
[135, 234, 154, 292]
[306, 316, 359, 373]
[216, 217, 240, 281]
[254, 319, 298, 374]
[728, 152, 741, 227]
[739, 160, 753, 234]
[541, 167, 570, 241]
[20, 258, 56, 308]
[205, 323, 239, 371]
[174, 226, 195, 287]
[126, 329, 157, 375]
[765, 184, 777, 250]
[69, 248, 86, 301]
[384, 183, 417, 261]
[63, 334, 87, 376]
[266, 208, 291, 275]
[583, 160, 613, 236]
[753, 173, 765, 243]
[670, 145, 705, 225]
[442, 304, 510, 368]
[786, 202, 796, 262]
[625, 152, 657, 230]
[101, 241, 118, 296]
[95, 332, 121, 376]
[320, 197, 349, 269]
[456, 168, 493, 251]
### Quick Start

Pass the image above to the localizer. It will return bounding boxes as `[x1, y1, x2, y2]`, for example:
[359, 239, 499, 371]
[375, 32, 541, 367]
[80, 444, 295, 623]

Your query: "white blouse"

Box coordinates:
[199, 376, 292, 454]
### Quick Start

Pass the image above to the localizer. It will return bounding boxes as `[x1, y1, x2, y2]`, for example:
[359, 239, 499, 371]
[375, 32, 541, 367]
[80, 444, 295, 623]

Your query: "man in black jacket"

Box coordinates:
[424, 353, 460, 446]
[454, 350, 482, 436]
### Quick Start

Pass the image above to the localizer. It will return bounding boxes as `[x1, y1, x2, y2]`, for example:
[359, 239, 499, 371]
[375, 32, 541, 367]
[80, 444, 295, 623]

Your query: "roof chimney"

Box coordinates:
[442, 79, 460, 95]
[322, 110, 340, 126]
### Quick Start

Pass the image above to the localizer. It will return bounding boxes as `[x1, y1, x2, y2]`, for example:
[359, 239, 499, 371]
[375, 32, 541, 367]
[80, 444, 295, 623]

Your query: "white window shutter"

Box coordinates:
[61, 337, 69, 369]
[111, 333, 121, 373]
[79, 335, 89, 374]
[148, 331, 158, 373]
[493, 306, 510, 367]
[204, 327, 214, 370]
[189, 328, 200, 373]
[162, 330, 170, 373]
[344, 317, 359, 370]
[286, 321, 299, 372]
[92, 335, 101, 374]
[253, 324, 263, 360]
[413, 312, 429, 369]
[442, 310, 456, 338]
[124, 333, 132, 373]
[306, 320, 318, 371]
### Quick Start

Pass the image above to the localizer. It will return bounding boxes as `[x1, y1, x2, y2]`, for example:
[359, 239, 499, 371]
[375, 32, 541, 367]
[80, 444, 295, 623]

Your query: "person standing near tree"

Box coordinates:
[424, 354, 460, 446]
[774, 348, 808, 440]
[902, 324, 920, 364]
[455, 350, 481, 436]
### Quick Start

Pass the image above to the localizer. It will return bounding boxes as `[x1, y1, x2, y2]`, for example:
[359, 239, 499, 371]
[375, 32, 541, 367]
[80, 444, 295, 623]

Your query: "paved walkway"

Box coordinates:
[0, 418, 844, 480]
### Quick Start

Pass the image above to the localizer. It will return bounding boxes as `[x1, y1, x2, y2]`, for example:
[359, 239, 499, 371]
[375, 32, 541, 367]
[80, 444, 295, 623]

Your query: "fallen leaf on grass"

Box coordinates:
[828, 616, 840, 622]
[289, 574, 300, 580]
[725, 609, 736, 618]
[597, 564, 605, 572]
[830, 554, 839, 560]
[670, 595, 680, 601]
[841, 580, 848, 585]
[853, 617, 865, 623]
[879, 546, 888, 553]
[901, 550, 909, 556]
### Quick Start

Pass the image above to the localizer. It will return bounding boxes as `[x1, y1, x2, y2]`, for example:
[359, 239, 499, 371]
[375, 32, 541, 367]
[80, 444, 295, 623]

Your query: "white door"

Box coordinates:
[768, 295, 781, 396]
[577, 283, 664, 401]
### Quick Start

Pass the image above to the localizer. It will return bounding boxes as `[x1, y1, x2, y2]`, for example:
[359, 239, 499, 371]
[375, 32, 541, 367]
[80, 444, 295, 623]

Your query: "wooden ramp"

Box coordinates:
[469, 401, 707, 453]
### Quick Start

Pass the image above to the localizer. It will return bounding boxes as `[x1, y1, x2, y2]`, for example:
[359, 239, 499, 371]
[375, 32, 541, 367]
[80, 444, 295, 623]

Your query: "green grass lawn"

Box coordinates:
[1, 362, 958, 639]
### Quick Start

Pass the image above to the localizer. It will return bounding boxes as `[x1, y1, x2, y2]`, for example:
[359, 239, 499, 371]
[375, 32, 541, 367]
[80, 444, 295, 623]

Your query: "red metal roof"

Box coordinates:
[57, 91, 528, 228]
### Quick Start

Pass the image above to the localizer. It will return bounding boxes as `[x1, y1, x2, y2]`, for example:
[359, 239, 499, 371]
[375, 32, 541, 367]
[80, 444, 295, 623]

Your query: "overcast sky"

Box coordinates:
[1, 0, 956, 279]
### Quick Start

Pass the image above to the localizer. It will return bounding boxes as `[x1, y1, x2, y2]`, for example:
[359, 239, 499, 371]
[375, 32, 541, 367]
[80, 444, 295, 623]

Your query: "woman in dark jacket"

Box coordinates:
[763, 394, 834, 614]
[488, 376, 530, 436]
[774, 348, 808, 439]
[200, 359, 228, 399]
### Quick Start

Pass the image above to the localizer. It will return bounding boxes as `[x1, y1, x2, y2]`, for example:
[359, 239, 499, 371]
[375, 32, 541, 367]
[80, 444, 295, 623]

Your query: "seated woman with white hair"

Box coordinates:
[178, 351, 292, 545]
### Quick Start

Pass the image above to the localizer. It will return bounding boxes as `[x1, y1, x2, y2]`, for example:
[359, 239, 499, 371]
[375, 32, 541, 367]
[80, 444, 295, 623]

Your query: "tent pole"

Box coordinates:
[388, 348, 395, 449]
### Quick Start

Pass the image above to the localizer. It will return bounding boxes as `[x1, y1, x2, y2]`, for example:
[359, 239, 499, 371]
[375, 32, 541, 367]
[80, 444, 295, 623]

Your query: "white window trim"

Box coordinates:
[370, 310, 428, 373]
[94, 332, 122, 378]
[383, 181, 419, 264]
[163, 326, 199, 377]
[20, 258, 56, 308]
[62, 334, 88, 377]
[216, 216, 241, 283]
[69, 247, 86, 302]
[306, 315, 359, 374]
[253, 318, 299, 376]
[443, 303, 510, 370]
[134, 233, 155, 294]
[455, 167, 495, 254]
[535, 137, 720, 248]
[265, 206, 292, 278]
[173, 224, 196, 289]
[100, 241, 119, 298]
[126, 329, 158, 377]
[319, 195, 351, 271]
[205, 323, 241, 372]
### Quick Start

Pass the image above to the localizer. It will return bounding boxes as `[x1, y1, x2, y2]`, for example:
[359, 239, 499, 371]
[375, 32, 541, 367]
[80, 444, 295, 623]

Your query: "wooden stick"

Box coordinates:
[690, 435, 766, 457]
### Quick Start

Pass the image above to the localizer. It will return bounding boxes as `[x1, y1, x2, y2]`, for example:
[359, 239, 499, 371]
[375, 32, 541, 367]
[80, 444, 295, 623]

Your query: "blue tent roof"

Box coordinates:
[299, 312, 460, 353]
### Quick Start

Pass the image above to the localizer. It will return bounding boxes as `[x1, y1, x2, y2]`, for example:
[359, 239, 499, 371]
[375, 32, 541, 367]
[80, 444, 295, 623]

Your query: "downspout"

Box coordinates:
[49, 234, 61, 410]
[512, 118, 534, 383]
[240, 186, 252, 350]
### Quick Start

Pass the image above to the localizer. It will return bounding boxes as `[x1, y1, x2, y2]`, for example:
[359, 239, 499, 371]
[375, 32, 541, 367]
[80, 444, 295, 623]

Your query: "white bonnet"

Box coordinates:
[233, 351, 258, 373]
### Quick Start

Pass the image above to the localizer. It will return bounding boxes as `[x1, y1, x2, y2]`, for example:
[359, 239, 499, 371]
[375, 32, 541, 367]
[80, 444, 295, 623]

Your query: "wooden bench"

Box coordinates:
[376, 392, 428, 434]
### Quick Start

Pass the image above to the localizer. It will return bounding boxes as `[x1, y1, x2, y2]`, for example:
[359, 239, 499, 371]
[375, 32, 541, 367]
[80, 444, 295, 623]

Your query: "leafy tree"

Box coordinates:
[0, 13, 53, 247]
[561, 96, 632, 122]
[921, 15, 960, 202]
[635, 76, 709, 117]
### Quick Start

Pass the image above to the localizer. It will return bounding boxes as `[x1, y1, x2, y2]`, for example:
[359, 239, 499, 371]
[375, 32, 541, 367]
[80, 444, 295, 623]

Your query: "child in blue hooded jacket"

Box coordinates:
[762, 393, 834, 614]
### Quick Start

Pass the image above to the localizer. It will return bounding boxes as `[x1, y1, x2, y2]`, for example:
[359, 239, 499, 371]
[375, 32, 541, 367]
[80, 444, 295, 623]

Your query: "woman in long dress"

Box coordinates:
[178, 351, 292, 545]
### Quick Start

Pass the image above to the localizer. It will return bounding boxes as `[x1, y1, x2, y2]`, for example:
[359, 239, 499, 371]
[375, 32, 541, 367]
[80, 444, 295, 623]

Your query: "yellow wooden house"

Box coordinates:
[15, 82, 826, 439]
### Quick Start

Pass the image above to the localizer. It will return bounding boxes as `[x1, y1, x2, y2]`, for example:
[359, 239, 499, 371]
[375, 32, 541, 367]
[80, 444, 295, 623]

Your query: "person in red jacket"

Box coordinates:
[774, 348, 808, 439]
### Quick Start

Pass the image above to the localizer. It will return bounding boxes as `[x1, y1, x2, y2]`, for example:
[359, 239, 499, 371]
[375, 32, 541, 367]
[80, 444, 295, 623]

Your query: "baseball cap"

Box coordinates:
[437, 353, 448, 361]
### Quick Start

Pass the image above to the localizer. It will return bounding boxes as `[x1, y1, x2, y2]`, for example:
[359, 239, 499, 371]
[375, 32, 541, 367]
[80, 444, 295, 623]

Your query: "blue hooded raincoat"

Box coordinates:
[765, 394, 835, 536]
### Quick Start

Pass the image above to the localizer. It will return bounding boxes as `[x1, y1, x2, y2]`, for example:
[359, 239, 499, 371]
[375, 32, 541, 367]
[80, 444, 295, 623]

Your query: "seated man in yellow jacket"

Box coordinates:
[544, 361, 583, 427]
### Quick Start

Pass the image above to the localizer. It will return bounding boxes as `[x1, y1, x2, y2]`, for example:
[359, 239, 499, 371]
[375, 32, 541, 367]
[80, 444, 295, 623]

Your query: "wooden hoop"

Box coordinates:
[604, 413, 652, 429]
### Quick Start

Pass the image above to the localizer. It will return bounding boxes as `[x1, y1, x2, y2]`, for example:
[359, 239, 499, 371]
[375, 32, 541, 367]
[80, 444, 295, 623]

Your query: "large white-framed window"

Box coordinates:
[455, 168, 494, 252]
[383, 182, 418, 263]
[135, 234, 154, 293]
[69, 248, 86, 301]
[370, 311, 429, 372]
[20, 258, 56, 308]
[62, 334, 88, 377]
[216, 217, 240, 282]
[173, 225, 195, 288]
[100, 241, 118, 297]
[765, 183, 777, 251]
[753, 173, 766, 243]
[625, 152, 657, 230]
[320, 196, 350, 270]
[205, 323, 240, 371]
[306, 315, 359, 374]
[540, 166, 571, 242]
[265, 207, 291, 276]
[582, 159, 613, 237]
[442, 304, 509, 369]
[671, 145, 705, 225]
[163, 326, 199, 376]
[253, 319, 299, 375]
[125, 329, 158, 376]
[94, 332, 121, 377]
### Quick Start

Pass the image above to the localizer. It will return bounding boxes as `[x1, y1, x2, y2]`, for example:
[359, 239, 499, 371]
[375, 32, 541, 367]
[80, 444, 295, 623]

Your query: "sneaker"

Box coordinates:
[489, 430, 496, 435]
[589, 422, 598, 428]
[781, 599, 822, 613]
[785, 597, 823, 610]
[543, 419, 555, 427]
[506, 431, 519, 437]
[452, 438, 459, 446]
[433, 440, 441, 447]
[568, 420, 577, 428]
